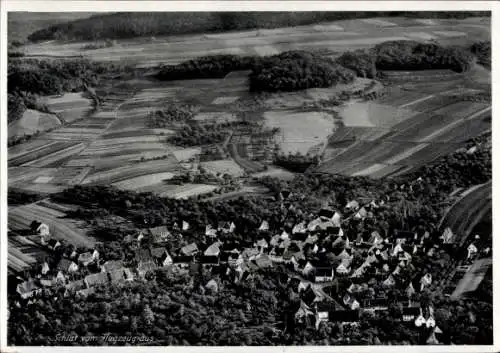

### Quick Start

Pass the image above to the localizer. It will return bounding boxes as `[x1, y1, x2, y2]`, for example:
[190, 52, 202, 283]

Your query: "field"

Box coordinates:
[200, 159, 245, 177]
[8, 202, 95, 247]
[263, 111, 336, 155]
[8, 109, 61, 139]
[18, 16, 490, 67]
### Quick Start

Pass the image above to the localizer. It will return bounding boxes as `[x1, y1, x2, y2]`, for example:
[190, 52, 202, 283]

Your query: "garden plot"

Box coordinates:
[8, 109, 61, 138]
[42, 92, 93, 123]
[9, 141, 82, 167]
[264, 110, 335, 155]
[43, 130, 96, 141]
[160, 184, 218, 199]
[8, 203, 94, 247]
[8, 139, 60, 161]
[112, 172, 176, 191]
[339, 102, 419, 128]
[8, 167, 59, 187]
[172, 147, 201, 161]
[200, 159, 245, 177]
[21, 143, 86, 167]
[82, 158, 180, 184]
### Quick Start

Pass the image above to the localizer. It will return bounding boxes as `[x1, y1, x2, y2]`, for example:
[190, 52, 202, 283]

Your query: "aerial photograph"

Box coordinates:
[4, 9, 492, 347]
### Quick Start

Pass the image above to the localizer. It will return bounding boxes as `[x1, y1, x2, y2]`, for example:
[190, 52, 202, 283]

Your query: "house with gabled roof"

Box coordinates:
[218, 221, 236, 234]
[151, 248, 173, 267]
[16, 280, 42, 299]
[78, 250, 99, 266]
[182, 220, 190, 231]
[101, 260, 123, 273]
[84, 272, 109, 288]
[57, 259, 79, 273]
[315, 266, 334, 283]
[137, 260, 158, 278]
[258, 220, 269, 232]
[345, 200, 360, 211]
[40, 277, 57, 288]
[149, 225, 171, 244]
[383, 275, 396, 287]
[205, 224, 218, 238]
[180, 242, 199, 257]
[336, 259, 351, 276]
[64, 279, 85, 296]
[47, 238, 61, 251]
[295, 300, 315, 325]
[402, 304, 421, 322]
[342, 293, 360, 310]
[30, 221, 50, 236]
[76, 287, 95, 298]
[108, 267, 134, 284]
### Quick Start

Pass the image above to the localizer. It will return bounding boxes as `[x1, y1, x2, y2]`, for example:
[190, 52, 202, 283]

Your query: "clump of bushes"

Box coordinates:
[336, 50, 377, 78]
[374, 40, 474, 73]
[168, 123, 227, 147]
[274, 152, 320, 173]
[146, 104, 195, 128]
[249, 51, 356, 92]
[470, 40, 490, 69]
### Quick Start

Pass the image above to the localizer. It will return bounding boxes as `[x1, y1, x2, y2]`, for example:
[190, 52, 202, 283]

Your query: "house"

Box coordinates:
[240, 248, 260, 261]
[205, 279, 219, 293]
[345, 200, 360, 211]
[182, 221, 190, 231]
[180, 243, 199, 257]
[100, 260, 123, 273]
[302, 261, 315, 276]
[342, 293, 360, 310]
[315, 267, 334, 283]
[205, 225, 218, 237]
[84, 272, 109, 288]
[315, 302, 333, 328]
[295, 300, 314, 324]
[414, 309, 427, 327]
[336, 260, 351, 275]
[420, 273, 432, 291]
[16, 280, 42, 299]
[269, 247, 285, 262]
[173, 255, 194, 269]
[40, 277, 57, 288]
[137, 260, 158, 278]
[383, 275, 396, 287]
[57, 259, 79, 273]
[440, 227, 454, 243]
[406, 282, 416, 297]
[258, 220, 269, 231]
[56, 271, 67, 285]
[467, 243, 478, 260]
[108, 267, 133, 284]
[135, 248, 153, 263]
[354, 207, 368, 220]
[76, 287, 95, 298]
[151, 248, 173, 267]
[280, 230, 290, 240]
[362, 298, 388, 312]
[149, 226, 171, 244]
[218, 221, 236, 234]
[347, 283, 365, 294]
[292, 222, 307, 234]
[255, 254, 273, 269]
[255, 238, 269, 250]
[123, 233, 135, 244]
[47, 238, 61, 251]
[78, 250, 99, 266]
[64, 279, 85, 296]
[402, 305, 421, 322]
[41, 262, 50, 275]
[30, 221, 50, 236]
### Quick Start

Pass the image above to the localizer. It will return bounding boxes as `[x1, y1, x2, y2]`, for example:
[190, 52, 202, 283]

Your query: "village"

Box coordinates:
[10, 188, 489, 345]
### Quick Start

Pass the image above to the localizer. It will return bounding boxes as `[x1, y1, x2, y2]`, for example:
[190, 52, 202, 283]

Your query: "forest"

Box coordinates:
[146, 104, 195, 128]
[373, 41, 474, 73]
[26, 11, 490, 42]
[470, 40, 491, 69]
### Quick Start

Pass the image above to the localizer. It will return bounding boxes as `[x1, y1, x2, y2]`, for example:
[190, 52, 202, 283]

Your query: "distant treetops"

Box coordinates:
[156, 40, 476, 92]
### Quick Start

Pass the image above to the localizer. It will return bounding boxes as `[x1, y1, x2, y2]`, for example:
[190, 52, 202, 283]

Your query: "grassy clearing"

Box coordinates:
[8, 109, 61, 139]
[200, 159, 245, 177]
[112, 172, 176, 190]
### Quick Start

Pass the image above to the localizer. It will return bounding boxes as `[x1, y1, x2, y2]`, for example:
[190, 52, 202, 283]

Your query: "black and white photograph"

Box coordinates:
[0, 1, 497, 350]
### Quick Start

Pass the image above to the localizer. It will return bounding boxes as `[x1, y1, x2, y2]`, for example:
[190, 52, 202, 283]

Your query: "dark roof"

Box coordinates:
[85, 272, 109, 287]
[48, 238, 59, 247]
[319, 209, 335, 219]
[135, 249, 152, 262]
[108, 268, 127, 284]
[330, 310, 360, 322]
[57, 259, 75, 272]
[315, 267, 334, 277]
[201, 255, 219, 264]
[151, 247, 167, 258]
[174, 255, 193, 263]
[402, 306, 421, 316]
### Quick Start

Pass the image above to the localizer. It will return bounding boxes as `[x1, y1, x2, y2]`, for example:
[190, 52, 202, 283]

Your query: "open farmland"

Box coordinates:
[8, 109, 61, 139]
[8, 203, 94, 247]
